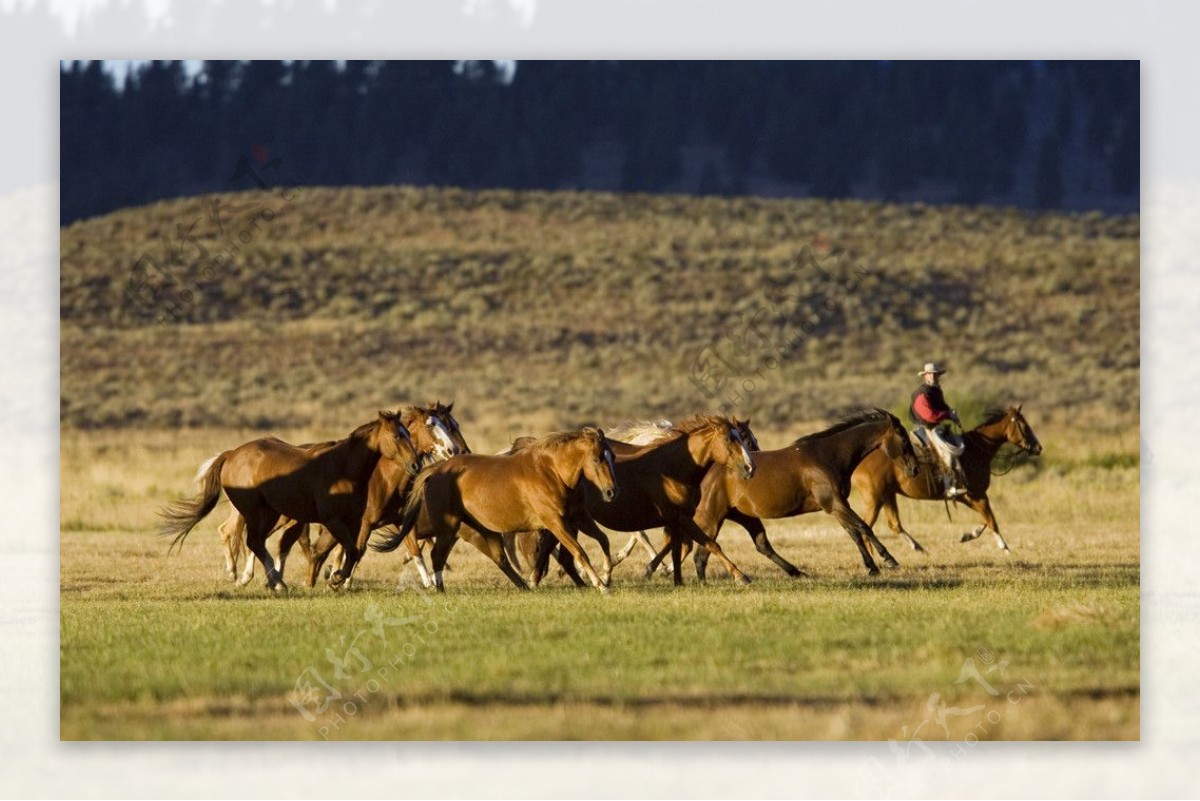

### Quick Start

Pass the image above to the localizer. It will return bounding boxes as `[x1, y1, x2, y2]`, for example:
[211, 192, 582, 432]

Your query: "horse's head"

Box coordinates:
[881, 411, 921, 477]
[1002, 404, 1042, 455]
[727, 417, 758, 479]
[376, 410, 423, 476]
[677, 414, 756, 479]
[418, 400, 470, 461]
[579, 427, 619, 502]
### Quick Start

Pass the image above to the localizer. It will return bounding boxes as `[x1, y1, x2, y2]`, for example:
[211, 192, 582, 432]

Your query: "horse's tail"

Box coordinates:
[158, 451, 228, 553]
[372, 466, 434, 553]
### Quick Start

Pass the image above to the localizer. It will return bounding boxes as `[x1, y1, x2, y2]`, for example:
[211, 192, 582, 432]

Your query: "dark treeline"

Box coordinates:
[60, 60, 1138, 224]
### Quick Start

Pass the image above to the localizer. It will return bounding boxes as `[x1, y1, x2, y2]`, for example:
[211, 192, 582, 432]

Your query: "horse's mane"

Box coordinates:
[672, 413, 731, 435]
[791, 407, 894, 445]
[979, 407, 1013, 426]
[497, 435, 537, 455]
[523, 426, 603, 454]
[348, 418, 380, 441]
[606, 419, 675, 445]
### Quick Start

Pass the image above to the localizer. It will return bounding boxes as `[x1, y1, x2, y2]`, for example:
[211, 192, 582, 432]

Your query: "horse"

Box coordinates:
[371, 427, 619, 593]
[158, 410, 422, 591]
[604, 419, 678, 573]
[214, 401, 469, 587]
[602, 418, 770, 578]
[851, 404, 1042, 553]
[519, 414, 759, 587]
[683, 408, 922, 579]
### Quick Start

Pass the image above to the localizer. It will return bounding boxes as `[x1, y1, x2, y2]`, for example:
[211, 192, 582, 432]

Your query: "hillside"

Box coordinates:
[60, 186, 1139, 435]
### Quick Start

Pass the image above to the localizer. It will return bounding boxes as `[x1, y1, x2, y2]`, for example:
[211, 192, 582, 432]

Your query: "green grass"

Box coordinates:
[60, 424, 1138, 740]
[62, 575, 1137, 709]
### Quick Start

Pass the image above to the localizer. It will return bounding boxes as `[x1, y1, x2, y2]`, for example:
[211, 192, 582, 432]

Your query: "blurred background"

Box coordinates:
[60, 59, 1139, 225]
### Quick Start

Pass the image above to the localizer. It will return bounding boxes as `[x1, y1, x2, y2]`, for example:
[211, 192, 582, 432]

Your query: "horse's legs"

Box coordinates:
[636, 531, 660, 562]
[543, 520, 607, 593]
[619, 529, 672, 576]
[219, 510, 256, 586]
[644, 530, 673, 579]
[428, 529, 461, 593]
[217, 509, 243, 581]
[305, 528, 339, 588]
[461, 528, 530, 590]
[881, 495, 925, 552]
[403, 534, 433, 587]
[678, 516, 750, 585]
[504, 534, 528, 577]
[727, 509, 804, 577]
[529, 531, 557, 587]
[324, 519, 360, 589]
[827, 498, 890, 575]
[574, 518, 613, 587]
[693, 535, 711, 581]
[276, 521, 308, 583]
[243, 507, 285, 591]
[550, 543, 587, 587]
[669, 535, 684, 587]
[961, 495, 1009, 552]
[611, 532, 639, 567]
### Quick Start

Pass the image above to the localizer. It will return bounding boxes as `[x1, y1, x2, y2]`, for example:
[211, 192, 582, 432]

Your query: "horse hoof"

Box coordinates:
[960, 532, 974, 543]
[736, 574, 752, 586]
[883, 558, 900, 569]
[867, 567, 880, 576]
[911, 543, 926, 553]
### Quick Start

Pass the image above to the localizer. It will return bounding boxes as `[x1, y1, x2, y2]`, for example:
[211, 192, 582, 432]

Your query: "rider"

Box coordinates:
[910, 362, 967, 498]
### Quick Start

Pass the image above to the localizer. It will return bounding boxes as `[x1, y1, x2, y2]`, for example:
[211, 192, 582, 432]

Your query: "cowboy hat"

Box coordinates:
[918, 362, 947, 376]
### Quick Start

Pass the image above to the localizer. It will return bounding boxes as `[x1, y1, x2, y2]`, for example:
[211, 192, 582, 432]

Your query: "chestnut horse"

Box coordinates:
[684, 408, 921, 579]
[851, 404, 1042, 553]
[215, 401, 468, 587]
[603, 418, 766, 578]
[372, 427, 619, 592]
[159, 411, 421, 591]
[520, 414, 759, 587]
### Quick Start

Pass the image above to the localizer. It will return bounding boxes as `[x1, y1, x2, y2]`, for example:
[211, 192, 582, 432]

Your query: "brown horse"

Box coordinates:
[372, 427, 619, 592]
[159, 411, 421, 591]
[215, 402, 469, 587]
[297, 401, 470, 587]
[601, 418, 766, 579]
[685, 408, 921, 578]
[520, 414, 759, 587]
[851, 404, 1042, 553]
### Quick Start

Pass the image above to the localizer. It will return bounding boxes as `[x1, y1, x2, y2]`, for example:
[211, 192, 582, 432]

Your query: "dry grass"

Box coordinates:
[61, 186, 1138, 431]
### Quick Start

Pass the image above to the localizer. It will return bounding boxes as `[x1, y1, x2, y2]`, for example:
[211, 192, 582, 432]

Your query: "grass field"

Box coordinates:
[60, 186, 1138, 740]
[60, 424, 1138, 740]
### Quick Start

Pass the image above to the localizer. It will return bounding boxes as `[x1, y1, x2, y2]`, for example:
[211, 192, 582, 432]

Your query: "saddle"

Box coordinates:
[911, 426, 964, 457]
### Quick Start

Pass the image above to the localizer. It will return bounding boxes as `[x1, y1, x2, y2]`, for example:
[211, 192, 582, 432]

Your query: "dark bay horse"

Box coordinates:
[215, 402, 468, 587]
[519, 414, 759, 587]
[851, 404, 1042, 553]
[297, 401, 470, 586]
[372, 427, 619, 592]
[159, 411, 422, 591]
[685, 408, 922, 578]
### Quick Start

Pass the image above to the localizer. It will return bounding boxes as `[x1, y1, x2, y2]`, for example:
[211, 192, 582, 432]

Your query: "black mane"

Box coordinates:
[791, 407, 894, 445]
